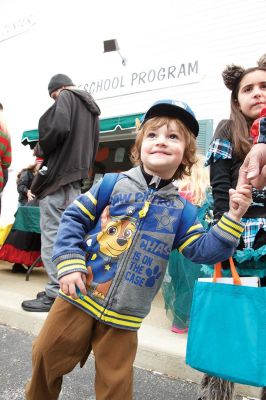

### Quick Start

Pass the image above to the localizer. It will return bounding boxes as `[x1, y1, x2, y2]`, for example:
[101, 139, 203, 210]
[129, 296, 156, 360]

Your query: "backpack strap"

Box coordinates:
[172, 199, 198, 249]
[96, 172, 119, 219]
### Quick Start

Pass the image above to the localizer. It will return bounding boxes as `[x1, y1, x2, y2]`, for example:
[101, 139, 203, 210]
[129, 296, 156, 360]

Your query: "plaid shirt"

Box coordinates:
[241, 217, 266, 248]
[204, 139, 232, 166]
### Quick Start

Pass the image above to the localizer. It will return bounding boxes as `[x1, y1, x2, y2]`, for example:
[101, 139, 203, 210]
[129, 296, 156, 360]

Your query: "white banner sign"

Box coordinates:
[80, 60, 200, 99]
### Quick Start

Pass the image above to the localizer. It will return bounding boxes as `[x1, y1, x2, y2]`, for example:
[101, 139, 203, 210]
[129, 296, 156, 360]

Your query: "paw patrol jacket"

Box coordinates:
[53, 166, 244, 331]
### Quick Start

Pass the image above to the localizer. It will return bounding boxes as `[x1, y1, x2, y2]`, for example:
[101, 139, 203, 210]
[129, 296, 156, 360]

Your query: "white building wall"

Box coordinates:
[0, 0, 265, 222]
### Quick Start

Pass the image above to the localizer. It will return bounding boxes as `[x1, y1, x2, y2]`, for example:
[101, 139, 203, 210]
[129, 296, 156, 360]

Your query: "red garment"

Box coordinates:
[250, 106, 266, 144]
[35, 157, 44, 165]
[0, 119, 12, 190]
[0, 243, 42, 267]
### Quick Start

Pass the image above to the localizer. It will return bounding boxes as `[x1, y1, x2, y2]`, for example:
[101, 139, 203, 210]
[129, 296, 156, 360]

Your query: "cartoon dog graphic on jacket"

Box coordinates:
[85, 206, 136, 299]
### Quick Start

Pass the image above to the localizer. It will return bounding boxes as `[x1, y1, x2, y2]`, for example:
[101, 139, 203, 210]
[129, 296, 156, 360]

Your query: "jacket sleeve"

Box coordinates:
[38, 91, 72, 157]
[52, 180, 102, 279]
[210, 158, 231, 221]
[92, 119, 100, 163]
[204, 120, 234, 222]
[176, 213, 244, 264]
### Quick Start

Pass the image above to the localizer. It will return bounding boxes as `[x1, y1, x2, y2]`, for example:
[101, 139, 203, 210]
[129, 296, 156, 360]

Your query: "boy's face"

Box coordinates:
[141, 121, 186, 179]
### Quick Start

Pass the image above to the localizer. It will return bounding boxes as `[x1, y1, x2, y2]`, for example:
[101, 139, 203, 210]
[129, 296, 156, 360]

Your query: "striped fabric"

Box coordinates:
[56, 190, 98, 280]
[216, 214, 243, 239]
[59, 291, 144, 330]
[0, 116, 12, 191]
[57, 256, 87, 278]
[178, 214, 244, 254]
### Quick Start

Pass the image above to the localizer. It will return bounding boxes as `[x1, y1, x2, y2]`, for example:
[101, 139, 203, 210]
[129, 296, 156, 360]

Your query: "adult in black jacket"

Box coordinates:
[22, 74, 100, 312]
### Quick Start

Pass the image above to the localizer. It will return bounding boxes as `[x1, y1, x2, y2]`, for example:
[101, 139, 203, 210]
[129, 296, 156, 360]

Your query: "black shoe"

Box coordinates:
[21, 294, 55, 312]
[12, 263, 28, 273]
[36, 291, 46, 299]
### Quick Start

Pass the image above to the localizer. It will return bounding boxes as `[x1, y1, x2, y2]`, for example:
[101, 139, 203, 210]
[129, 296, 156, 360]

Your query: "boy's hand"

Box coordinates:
[227, 184, 252, 222]
[59, 271, 87, 299]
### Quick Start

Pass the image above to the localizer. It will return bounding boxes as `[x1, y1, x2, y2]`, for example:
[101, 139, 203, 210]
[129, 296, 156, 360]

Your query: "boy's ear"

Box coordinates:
[100, 206, 111, 228]
[181, 157, 189, 167]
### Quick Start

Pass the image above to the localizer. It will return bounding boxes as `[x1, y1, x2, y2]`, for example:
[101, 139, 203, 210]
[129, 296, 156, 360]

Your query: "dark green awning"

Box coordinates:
[21, 116, 213, 154]
[21, 113, 144, 145]
[100, 113, 143, 132]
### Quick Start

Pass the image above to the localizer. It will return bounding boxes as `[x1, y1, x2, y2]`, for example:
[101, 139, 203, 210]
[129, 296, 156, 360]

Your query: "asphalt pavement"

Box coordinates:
[1, 323, 200, 400]
[0, 323, 250, 400]
[0, 262, 260, 400]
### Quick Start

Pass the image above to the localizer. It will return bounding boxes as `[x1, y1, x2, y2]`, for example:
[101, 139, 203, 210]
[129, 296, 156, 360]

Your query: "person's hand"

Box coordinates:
[27, 190, 35, 201]
[237, 144, 266, 189]
[59, 271, 87, 299]
[228, 184, 252, 222]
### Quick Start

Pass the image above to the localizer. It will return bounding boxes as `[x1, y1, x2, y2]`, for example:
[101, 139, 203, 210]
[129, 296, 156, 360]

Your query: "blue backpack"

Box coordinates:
[97, 172, 197, 248]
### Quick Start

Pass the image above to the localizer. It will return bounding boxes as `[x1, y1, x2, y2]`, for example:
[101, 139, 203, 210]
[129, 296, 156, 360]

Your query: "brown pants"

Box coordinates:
[25, 298, 138, 400]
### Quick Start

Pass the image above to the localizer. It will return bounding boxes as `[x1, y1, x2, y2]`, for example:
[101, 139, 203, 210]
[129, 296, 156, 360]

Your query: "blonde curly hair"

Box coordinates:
[177, 154, 210, 206]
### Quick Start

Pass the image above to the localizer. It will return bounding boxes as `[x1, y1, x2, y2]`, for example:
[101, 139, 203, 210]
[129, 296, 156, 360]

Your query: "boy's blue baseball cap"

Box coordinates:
[142, 99, 199, 137]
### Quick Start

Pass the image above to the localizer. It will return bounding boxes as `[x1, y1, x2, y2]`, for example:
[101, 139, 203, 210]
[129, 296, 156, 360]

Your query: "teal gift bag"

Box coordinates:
[186, 258, 266, 387]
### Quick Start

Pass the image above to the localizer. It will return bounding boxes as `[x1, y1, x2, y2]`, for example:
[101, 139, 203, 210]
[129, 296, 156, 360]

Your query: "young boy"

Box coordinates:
[25, 100, 252, 400]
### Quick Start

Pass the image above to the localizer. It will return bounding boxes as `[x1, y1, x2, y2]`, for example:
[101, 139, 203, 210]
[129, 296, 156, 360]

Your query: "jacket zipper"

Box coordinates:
[101, 187, 155, 315]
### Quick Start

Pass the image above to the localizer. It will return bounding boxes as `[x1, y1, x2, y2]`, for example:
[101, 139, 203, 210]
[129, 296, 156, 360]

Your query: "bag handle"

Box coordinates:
[213, 257, 241, 285]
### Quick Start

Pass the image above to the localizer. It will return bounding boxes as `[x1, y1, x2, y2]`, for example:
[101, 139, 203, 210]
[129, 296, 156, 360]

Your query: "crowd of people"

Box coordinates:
[0, 54, 265, 400]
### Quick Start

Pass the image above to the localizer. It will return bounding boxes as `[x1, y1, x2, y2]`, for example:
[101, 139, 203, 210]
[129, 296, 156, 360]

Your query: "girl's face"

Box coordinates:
[237, 70, 266, 120]
[141, 121, 186, 179]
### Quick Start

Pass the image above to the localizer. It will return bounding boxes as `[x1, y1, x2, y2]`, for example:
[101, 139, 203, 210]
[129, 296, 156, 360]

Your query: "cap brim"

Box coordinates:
[143, 103, 199, 137]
